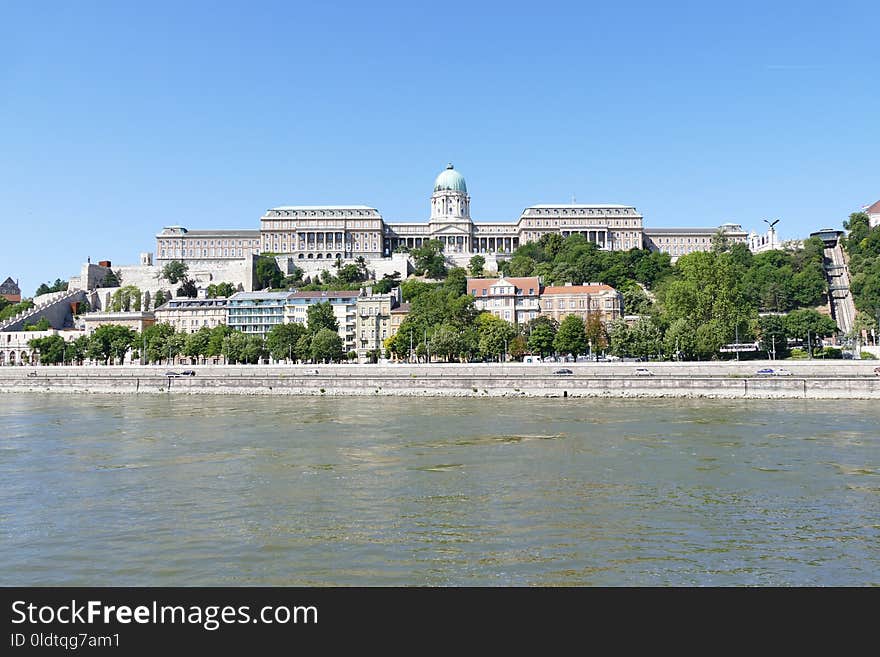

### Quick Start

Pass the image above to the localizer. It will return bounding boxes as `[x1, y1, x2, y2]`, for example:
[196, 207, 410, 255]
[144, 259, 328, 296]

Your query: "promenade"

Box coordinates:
[1, 361, 878, 399]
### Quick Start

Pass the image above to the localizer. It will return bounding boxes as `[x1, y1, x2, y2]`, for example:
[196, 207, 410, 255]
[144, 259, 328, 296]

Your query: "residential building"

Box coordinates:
[285, 290, 359, 350]
[227, 292, 290, 336]
[355, 287, 402, 361]
[865, 200, 880, 229]
[539, 283, 623, 325]
[1, 277, 21, 303]
[467, 276, 541, 325]
[154, 297, 229, 333]
[390, 302, 410, 339]
[0, 329, 82, 366]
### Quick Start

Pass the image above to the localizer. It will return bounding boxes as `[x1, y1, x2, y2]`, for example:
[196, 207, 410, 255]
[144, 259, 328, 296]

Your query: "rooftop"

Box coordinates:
[541, 284, 616, 295]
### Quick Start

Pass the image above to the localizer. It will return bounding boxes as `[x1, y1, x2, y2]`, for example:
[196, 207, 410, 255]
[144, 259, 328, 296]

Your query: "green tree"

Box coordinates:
[162, 261, 189, 285]
[306, 301, 339, 334]
[607, 319, 634, 358]
[476, 313, 516, 360]
[295, 333, 313, 362]
[206, 282, 236, 298]
[663, 318, 698, 361]
[526, 316, 558, 356]
[784, 309, 838, 342]
[372, 272, 401, 294]
[758, 315, 789, 359]
[266, 322, 308, 361]
[25, 317, 51, 331]
[28, 334, 66, 364]
[176, 279, 198, 298]
[310, 328, 344, 363]
[428, 324, 464, 362]
[468, 255, 486, 277]
[584, 314, 608, 352]
[444, 267, 468, 296]
[87, 325, 136, 364]
[508, 334, 527, 360]
[242, 334, 267, 364]
[255, 256, 284, 289]
[206, 324, 233, 360]
[411, 240, 447, 279]
[110, 286, 142, 312]
[35, 278, 68, 296]
[629, 317, 663, 360]
[554, 314, 588, 356]
[152, 290, 168, 309]
[101, 270, 121, 287]
[183, 327, 211, 362]
[222, 331, 249, 364]
[68, 335, 90, 364]
[142, 323, 176, 364]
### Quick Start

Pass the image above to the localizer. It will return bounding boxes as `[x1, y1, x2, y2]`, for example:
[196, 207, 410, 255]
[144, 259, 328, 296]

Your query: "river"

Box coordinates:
[1, 394, 877, 585]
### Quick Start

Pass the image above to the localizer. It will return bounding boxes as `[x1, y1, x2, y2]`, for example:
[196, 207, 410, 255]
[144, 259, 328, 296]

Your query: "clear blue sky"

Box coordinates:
[2, 0, 878, 296]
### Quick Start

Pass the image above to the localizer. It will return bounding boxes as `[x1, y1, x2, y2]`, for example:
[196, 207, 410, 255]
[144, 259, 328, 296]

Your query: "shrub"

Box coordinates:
[860, 351, 877, 360]
[789, 348, 808, 359]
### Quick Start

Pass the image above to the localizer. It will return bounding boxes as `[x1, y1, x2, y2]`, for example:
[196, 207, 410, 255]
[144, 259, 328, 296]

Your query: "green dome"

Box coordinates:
[433, 163, 467, 194]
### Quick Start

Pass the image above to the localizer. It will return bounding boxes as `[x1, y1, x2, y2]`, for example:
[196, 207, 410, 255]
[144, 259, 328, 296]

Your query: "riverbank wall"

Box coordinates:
[1, 362, 879, 399]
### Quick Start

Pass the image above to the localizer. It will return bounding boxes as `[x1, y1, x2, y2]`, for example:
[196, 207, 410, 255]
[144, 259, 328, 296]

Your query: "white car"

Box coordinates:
[773, 368, 792, 376]
[634, 367, 654, 376]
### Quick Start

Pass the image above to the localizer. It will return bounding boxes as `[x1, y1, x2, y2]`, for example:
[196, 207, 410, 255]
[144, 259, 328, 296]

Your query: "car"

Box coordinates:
[755, 368, 775, 376]
[773, 368, 792, 376]
[165, 371, 180, 377]
[634, 367, 654, 376]
[874, 367, 880, 376]
[180, 370, 196, 376]
[553, 368, 573, 375]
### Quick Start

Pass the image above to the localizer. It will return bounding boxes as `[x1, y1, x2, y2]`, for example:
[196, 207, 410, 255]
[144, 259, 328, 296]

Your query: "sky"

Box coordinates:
[1, 0, 878, 296]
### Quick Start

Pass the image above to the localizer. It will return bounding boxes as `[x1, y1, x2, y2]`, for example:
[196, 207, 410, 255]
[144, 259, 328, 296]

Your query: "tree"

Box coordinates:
[87, 325, 136, 364]
[310, 328, 344, 363]
[176, 279, 198, 298]
[554, 314, 588, 357]
[255, 256, 283, 289]
[444, 267, 468, 296]
[411, 240, 447, 279]
[629, 318, 664, 360]
[711, 230, 732, 253]
[206, 282, 236, 299]
[28, 334, 65, 364]
[242, 335, 267, 364]
[526, 316, 558, 356]
[758, 315, 789, 359]
[621, 283, 651, 316]
[508, 335, 527, 360]
[35, 278, 68, 296]
[468, 255, 486, 277]
[373, 272, 401, 294]
[222, 331, 249, 364]
[428, 324, 465, 362]
[101, 270, 121, 287]
[266, 323, 308, 361]
[206, 324, 232, 360]
[295, 333, 312, 362]
[69, 335, 90, 365]
[476, 313, 516, 360]
[607, 319, 634, 358]
[183, 327, 211, 362]
[663, 318, 698, 361]
[584, 314, 608, 352]
[25, 317, 51, 331]
[153, 290, 167, 309]
[162, 261, 189, 285]
[784, 309, 838, 342]
[142, 323, 176, 364]
[306, 302, 339, 334]
[110, 286, 142, 312]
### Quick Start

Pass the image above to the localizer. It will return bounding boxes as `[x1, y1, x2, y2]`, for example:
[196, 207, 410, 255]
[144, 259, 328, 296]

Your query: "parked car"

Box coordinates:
[553, 368, 573, 375]
[165, 371, 180, 377]
[773, 368, 792, 376]
[755, 368, 775, 376]
[180, 370, 196, 376]
[634, 367, 654, 376]
[874, 366, 880, 376]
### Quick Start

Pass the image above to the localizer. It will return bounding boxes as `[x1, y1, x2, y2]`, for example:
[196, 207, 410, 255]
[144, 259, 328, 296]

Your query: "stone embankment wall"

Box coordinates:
[1, 362, 879, 399]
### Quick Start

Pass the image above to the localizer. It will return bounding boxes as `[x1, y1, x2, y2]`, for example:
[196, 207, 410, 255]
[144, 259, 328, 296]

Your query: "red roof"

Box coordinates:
[466, 277, 541, 295]
[541, 285, 615, 295]
[865, 200, 880, 214]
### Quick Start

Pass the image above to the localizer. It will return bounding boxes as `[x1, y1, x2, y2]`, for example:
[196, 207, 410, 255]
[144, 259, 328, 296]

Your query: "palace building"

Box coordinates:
[154, 164, 754, 266]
